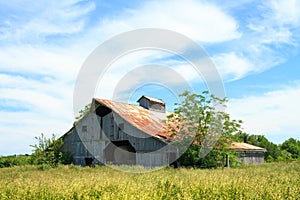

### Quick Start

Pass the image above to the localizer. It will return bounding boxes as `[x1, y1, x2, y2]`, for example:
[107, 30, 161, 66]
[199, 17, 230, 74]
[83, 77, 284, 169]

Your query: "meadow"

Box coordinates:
[0, 162, 299, 199]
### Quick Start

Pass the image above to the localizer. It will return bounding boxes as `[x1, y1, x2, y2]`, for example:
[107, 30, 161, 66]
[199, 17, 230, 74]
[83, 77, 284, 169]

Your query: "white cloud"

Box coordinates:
[258, 0, 300, 45]
[0, 111, 72, 155]
[0, 0, 95, 42]
[0, 45, 87, 81]
[94, 50, 199, 100]
[209, 0, 300, 81]
[213, 52, 255, 80]
[268, 0, 300, 26]
[228, 84, 300, 142]
[95, 0, 241, 43]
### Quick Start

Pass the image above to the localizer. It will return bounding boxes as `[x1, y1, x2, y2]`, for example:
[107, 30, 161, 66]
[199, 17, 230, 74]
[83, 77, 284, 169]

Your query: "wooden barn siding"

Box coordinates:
[139, 97, 165, 112]
[138, 98, 149, 110]
[62, 110, 176, 166]
[62, 112, 106, 165]
[136, 152, 168, 167]
[149, 102, 165, 112]
[236, 151, 265, 165]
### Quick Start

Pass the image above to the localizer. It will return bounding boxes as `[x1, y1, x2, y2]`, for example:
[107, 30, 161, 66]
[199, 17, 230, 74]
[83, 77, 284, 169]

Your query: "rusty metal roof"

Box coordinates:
[94, 98, 171, 140]
[228, 142, 266, 151]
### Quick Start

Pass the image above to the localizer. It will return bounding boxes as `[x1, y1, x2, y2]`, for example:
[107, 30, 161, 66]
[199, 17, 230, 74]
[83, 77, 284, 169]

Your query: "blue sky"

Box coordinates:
[0, 0, 300, 155]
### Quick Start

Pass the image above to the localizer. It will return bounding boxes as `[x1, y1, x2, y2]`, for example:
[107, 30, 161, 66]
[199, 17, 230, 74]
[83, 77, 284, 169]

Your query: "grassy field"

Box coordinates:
[0, 162, 299, 199]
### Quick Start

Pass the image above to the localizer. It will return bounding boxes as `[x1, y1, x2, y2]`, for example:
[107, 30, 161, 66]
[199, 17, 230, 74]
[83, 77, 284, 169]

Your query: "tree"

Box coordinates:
[74, 103, 91, 124]
[281, 138, 300, 159]
[30, 133, 72, 167]
[165, 91, 243, 167]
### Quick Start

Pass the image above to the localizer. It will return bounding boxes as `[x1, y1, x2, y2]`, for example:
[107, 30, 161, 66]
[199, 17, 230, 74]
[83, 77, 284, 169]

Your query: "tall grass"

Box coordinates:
[0, 162, 299, 199]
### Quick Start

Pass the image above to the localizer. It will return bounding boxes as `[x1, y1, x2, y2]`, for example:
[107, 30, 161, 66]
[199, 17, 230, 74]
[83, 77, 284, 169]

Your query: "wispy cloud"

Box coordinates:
[0, 0, 95, 43]
[90, 0, 241, 43]
[212, 52, 255, 81]
[267, 0, 300, 27]
[208, 0, 300, 80]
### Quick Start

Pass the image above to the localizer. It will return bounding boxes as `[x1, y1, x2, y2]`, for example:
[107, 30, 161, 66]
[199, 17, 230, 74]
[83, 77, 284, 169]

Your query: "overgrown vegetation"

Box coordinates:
[0, 162, 299, 199]
[0, 154, 32, 168]
[30, 133, 73, 167]
[74, 103, 91, 125]
[166, 91, 243, 167]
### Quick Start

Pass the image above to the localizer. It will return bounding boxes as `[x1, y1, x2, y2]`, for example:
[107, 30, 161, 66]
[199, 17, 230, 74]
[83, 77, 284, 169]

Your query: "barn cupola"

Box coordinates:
[137, 95, 166, 113]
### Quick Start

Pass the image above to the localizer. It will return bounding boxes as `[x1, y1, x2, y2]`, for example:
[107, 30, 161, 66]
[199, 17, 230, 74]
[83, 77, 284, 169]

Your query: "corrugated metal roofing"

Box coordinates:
[94, 99, 171, 140]
[228, 142, 266, 151]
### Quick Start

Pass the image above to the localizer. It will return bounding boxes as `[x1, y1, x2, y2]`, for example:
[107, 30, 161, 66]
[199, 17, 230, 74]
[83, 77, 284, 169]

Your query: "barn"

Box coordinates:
[61, 96, 178, 167]
[61, 96, 266, 167]
[228, 142, 267, 165]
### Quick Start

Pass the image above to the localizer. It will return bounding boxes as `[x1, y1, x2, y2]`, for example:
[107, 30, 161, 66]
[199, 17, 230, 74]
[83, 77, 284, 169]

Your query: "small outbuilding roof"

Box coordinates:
[228, 142, 267, 152]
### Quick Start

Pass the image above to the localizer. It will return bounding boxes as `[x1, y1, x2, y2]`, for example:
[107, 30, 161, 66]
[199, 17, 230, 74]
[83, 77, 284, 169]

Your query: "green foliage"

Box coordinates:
[281, 138, 300, 159]
[0, 155, 32, 168]
[60, 151, 74, 165]
[177, 145, 200, 166]
[30, 133, 72, 167]
[0, 162, 299, 199]
[0, 134, 73, 168]
[74, 103, 91, 124]
[167, 91, 243, 167]
[277, 150, 293, 161]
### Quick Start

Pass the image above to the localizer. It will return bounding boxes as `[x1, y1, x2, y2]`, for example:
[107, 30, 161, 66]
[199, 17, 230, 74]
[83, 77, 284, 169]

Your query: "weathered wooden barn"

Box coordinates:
[61, 96, 178, 167]
[61, 96, 266, 167]
[228, 142, 266, 165]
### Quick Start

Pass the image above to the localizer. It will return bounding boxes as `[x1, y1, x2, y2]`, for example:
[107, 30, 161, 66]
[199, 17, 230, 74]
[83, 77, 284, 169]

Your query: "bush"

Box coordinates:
[31, 133, 73, 167]
[0, 155, 32, 168]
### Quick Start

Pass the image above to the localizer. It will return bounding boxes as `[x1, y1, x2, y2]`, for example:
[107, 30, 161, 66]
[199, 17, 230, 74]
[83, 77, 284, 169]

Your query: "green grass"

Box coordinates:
[0, 162, 299, 199]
